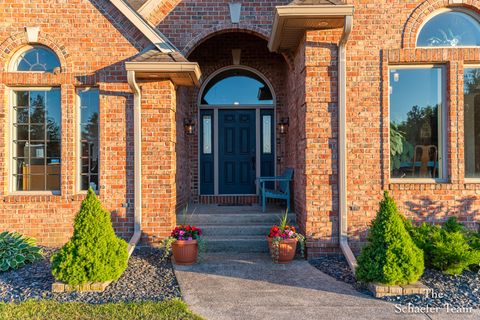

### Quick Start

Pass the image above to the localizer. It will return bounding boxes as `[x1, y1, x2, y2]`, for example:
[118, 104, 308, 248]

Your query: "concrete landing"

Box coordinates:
[173, 253, 480, 320]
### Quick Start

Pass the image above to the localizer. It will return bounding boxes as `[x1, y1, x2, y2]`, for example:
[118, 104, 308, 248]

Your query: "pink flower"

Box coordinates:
[188, 237, 193, 240]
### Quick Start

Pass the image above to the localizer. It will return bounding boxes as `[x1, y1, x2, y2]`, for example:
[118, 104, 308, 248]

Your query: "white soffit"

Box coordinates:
[268, 5, 354, 52]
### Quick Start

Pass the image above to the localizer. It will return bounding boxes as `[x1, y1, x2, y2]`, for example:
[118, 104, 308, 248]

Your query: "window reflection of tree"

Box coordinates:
[82, 112, 99, 184]
[391, 105, 439, 178]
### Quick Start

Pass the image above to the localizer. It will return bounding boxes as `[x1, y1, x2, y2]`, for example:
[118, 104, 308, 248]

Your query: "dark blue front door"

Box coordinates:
[219, 110, 256, 194]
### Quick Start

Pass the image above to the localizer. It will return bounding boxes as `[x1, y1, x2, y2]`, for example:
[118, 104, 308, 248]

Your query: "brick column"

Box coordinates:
[140, 80, 177, 244]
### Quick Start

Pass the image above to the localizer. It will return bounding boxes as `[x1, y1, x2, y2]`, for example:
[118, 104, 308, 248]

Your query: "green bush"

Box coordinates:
[408, 217, 480, 274]
[0, 231, 42, 272]
[356, 191, 424, 285]
[51, 188, 128, 285]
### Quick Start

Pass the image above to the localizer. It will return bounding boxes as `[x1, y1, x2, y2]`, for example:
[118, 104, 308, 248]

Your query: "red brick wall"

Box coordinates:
[0, 0, 176, 247]
[152, 0, 291, 54]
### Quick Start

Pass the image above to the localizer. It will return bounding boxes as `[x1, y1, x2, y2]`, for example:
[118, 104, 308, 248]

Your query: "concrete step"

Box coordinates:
[203, 236, 269, 253]
[201, 225, 274, 236]
[178, 213, 296, 225]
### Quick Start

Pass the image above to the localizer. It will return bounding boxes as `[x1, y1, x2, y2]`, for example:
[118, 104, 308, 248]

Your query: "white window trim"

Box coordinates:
[76, 87, 100, 194]
[9, 87, 61, 195]
[416, 7, 480, 49]
[388, 64, 448, 183]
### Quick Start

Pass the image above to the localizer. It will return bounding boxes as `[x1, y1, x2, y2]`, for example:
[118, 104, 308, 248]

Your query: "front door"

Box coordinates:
[218, 110, 256, 194]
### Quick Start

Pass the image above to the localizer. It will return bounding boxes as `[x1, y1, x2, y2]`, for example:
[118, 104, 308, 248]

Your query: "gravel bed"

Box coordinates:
[309, 255, 480, 309]
[0, 247, 181, 303]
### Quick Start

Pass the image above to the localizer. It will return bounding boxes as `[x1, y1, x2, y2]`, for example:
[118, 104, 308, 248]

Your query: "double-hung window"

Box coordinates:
[12, 89, 61, 191]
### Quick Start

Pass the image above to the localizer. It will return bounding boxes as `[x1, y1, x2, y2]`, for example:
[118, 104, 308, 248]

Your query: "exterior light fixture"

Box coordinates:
[184, 118, 195, 135]
[278, 117, 289, 134]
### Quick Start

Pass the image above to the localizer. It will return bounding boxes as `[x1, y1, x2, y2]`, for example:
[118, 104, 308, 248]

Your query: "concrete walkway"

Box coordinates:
[173, 253, 480, 320]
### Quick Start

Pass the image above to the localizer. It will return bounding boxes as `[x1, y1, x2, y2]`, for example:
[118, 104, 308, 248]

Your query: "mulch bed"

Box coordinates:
[309, 254, 480, 309]
[0, 247, 181, 304]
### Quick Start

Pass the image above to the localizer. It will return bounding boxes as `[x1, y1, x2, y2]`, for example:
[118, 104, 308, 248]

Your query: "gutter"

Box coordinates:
[338, 15, 357, 272]
[126, 70, 142, 256]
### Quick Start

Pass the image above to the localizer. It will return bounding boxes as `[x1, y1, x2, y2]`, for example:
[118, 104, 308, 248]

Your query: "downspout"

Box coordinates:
[127, 70, 142, 256]
[338, 15, 357, 272]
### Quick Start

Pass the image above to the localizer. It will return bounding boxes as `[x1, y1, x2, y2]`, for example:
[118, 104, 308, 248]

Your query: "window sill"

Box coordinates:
[389, 178, 448, 184]
[8, 191, 60, 196]
[463, 178, 480, 184]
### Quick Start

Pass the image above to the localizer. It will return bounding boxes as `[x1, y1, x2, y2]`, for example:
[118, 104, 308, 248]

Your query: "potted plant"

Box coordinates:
[163, 224, 203, 265]
[267, 210, 305, 263]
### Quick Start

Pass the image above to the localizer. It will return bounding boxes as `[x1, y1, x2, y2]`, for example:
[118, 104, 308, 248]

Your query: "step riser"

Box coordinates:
[178, 214, 296, 225]
[201, 226, 273, 236]
[205, 239, 270, 253]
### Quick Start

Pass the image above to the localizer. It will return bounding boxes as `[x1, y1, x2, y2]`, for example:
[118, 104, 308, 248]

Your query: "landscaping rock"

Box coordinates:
[0, 247, 181, 303]
[309, 254, 480, 309]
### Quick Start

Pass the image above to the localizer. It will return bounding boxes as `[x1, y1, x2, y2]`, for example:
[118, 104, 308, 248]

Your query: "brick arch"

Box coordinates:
[402, 0, 480, 48]
[0, 31, 70, 72]
[182, 24, 270, 57]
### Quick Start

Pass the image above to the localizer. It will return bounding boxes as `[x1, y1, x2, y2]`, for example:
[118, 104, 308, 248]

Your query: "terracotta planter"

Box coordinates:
[172, 239, 198, 265]
[267, 237, 298, 264]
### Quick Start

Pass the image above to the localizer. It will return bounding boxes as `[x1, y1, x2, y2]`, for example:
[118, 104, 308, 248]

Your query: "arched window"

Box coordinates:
[201, 69, 274, 105]
[11, 45, 61, 72]
[417, 10, 480, 47]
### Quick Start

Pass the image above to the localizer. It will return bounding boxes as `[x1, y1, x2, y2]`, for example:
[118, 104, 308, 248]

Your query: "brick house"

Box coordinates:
[1, 0, 480, 259]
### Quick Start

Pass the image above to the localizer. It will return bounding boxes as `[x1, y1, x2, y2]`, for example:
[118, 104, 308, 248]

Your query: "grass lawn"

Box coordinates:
[0, 299, 203, 320]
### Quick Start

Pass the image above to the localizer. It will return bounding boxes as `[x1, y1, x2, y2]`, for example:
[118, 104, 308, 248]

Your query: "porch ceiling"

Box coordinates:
[268, 4, 354, 52]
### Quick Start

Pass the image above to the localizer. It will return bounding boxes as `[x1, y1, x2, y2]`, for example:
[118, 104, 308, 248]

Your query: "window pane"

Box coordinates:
[262, 115, 272, 154]
[389, 67, 443, 179]
[14, 107, 28, 123]
[201, 69, 273, 105]
[202, 115, 212, 154]
[12, 89, 61, 191]
[464, 68, 480, 177]
[13, 124, 28, 140]
[15, 46, 61, 72]
[78, 88, 99, 190]
[417, 11, 480, 47]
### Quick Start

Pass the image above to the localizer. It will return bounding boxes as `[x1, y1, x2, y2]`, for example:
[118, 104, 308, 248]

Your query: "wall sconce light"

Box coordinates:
[184, 118, 195, 135]
[278, 117, 289, 134]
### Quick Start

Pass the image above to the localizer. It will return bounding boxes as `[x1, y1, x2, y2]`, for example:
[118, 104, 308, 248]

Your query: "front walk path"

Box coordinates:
[173, 253, 480, 320]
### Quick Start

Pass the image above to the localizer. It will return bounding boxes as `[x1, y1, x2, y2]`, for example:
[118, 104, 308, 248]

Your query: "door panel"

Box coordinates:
[219, 110, 256, 194]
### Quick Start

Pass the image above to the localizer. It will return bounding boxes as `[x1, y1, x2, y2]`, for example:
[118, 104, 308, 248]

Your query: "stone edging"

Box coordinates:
[52, 281, 112, 293]
[368, 281, 429, 298]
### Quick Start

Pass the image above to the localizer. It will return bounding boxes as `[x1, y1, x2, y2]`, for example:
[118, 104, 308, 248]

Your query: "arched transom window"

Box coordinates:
[11, 45, 61, 72]
[417, 10, 480, 47]
[201, 69, 274, 105]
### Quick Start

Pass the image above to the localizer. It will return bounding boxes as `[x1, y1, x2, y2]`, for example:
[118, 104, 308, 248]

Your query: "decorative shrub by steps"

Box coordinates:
[51, 188, 128, 285]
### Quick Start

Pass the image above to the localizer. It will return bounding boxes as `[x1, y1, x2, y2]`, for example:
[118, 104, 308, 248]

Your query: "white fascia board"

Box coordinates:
[268, 5, 355, 52]
[109, 0, 178, 53]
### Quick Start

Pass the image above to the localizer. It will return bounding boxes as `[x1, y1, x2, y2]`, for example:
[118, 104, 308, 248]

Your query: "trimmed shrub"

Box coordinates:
[0, 231, 43, 272]
[356, 191, 424, 285]
[408, 217, 480, 275]
[51, 188, 128, 285]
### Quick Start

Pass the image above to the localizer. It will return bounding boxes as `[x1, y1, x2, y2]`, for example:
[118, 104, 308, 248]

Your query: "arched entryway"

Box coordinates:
[198, 66, 276, 195]
[182, 31, 288, 203]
